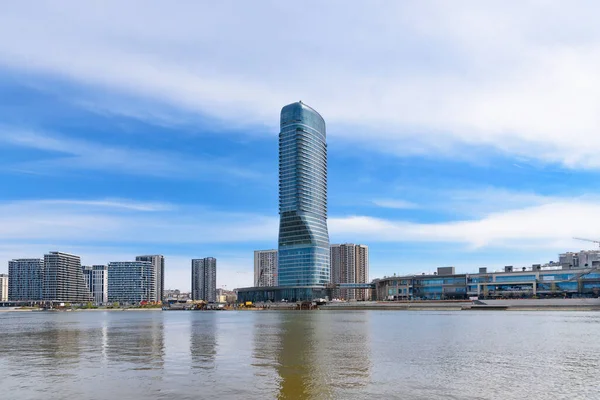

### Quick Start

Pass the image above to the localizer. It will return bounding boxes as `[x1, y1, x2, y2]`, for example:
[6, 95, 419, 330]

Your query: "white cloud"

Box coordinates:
[35, 199, 174, 212]
[0, 127, 262, 180]
[0, 199, 278, 243]
[372, 199, 419, 209]
[330, 200, 600, 250]
[1, 2, 600, 167]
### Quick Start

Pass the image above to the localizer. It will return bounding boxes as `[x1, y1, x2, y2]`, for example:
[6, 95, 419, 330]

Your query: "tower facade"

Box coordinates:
[191, 257, 217, 302]
[278, 101, 330, 289]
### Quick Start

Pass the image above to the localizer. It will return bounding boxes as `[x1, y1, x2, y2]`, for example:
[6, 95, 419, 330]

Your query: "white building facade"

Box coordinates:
[254, 250, 278, 287]
[0, 274, 8, 302]
[82, 265, 108, 304]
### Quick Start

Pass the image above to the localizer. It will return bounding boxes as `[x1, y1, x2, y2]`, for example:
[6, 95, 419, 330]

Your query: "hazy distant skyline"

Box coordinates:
[2, 1, 600, 290]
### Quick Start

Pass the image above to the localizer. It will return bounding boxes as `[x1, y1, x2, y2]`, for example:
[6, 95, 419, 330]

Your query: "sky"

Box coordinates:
[2, 1, 600, 291]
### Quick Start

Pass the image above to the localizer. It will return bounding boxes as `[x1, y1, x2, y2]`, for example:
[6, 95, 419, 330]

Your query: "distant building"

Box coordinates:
[0, 274, 8, 302]
[330, 244, 370, 300]
[8, 259, 44, 301]
[108, 261, 156, 304]
[559, 250, 600, 269]
[136, 255, 165, 302]
[82, 265, 108, 304]
[191, 257, 216, 302]
[254, 250, 278, 287]
[164, 289, 190, 301]
[43, 252, 91, 303]
[216, 288, 237, 303]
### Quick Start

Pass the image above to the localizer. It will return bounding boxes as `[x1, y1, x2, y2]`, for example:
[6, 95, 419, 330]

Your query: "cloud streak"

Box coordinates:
[0, 127, 262, 180]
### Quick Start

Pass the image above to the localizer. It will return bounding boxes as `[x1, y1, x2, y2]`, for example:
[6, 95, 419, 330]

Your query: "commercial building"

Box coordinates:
[374, 264, 600, 301]
[43, 252, 91, 303]
[0, 274, 8, 302]
[192, 257, 217, 302]
[108, 261, 156, 304]
[82, 265, 108, 304]
[254, 250, 278, 287]
[278, 101, 330, 293]
[136, 255, 165, 302]
[238, 101, 331, 302]
[7, 259, 44, 301]
[330, 244, 370, 300]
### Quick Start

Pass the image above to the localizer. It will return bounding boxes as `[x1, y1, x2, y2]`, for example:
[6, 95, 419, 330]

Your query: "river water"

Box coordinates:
[1, 310, 599, 399]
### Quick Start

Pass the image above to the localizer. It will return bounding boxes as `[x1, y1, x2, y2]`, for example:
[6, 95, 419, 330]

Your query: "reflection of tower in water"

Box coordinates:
[189, 314, 217, 369]
[266, 312, 372, 399]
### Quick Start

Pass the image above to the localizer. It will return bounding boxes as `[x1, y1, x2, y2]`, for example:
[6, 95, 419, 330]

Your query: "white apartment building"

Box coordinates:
[82, 265, 108, 304]
[0, 274, 8, 302]
[254, 250, 278, 287]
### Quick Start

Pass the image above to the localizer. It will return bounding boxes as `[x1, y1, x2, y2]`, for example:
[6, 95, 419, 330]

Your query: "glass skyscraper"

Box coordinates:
[278, 101, 330, 288]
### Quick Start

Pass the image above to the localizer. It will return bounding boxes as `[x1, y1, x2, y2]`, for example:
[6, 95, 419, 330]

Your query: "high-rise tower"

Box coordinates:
[278, 101, 330, 289]
[191, 257, 217, 302]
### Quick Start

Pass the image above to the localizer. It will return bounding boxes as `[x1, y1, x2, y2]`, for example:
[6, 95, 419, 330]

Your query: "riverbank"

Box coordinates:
[319, 298, 600, 311]
[0, 307, 163, 312]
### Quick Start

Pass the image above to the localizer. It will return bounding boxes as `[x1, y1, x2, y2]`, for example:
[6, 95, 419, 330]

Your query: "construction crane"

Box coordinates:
[573, 237, 600, 248]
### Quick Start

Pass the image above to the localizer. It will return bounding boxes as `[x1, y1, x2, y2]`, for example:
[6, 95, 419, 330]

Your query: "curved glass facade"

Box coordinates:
[278, 101, 330, 287]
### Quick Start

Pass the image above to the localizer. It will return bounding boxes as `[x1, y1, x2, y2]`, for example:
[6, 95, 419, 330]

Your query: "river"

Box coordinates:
[1, 310, 598, 399]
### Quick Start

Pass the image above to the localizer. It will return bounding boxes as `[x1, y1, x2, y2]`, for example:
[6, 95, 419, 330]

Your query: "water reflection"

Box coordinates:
[189, 314, 217, 369]
[104, 315, 164, 369]
[251, 311, 372, 399]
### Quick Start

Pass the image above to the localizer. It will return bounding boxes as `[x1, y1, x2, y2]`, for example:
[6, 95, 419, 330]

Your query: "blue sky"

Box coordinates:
[2, 1, 600, 290]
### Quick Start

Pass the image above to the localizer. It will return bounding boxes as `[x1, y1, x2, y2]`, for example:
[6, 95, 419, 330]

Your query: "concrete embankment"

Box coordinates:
[320, 301, 470, 311]
[319, 299, 600, 311]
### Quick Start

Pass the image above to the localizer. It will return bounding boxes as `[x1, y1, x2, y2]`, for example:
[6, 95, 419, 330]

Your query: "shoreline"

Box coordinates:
[0, 307, 163, 312]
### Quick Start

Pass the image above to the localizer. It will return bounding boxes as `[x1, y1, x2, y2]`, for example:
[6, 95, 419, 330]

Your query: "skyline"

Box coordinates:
[3, 2, 600, 291]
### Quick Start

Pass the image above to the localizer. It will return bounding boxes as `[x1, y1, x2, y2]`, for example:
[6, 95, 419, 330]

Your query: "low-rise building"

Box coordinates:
[374, 265, 600, 301]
